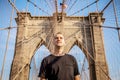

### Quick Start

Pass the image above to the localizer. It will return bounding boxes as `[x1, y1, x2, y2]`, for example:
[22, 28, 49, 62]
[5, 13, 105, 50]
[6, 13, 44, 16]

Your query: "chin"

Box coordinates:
[56, 44, 64, 47]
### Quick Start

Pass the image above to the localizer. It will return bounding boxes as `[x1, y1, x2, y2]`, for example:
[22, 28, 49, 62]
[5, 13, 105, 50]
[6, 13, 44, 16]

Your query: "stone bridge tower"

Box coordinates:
[10, 12, 109, 80]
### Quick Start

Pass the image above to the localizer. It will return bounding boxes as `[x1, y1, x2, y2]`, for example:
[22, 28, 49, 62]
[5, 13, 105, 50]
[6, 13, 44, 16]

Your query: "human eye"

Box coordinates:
[60, 37, 63, 39]
[55, 37, 58, 39]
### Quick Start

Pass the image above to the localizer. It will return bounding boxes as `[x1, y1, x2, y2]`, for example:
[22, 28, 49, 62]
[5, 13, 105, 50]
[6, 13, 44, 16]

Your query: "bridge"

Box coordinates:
[0, 0, 120, 80]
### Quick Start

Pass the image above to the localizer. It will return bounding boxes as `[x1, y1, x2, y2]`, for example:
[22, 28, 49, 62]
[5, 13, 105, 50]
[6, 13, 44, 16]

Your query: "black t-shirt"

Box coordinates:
[38, 54, 79, 80]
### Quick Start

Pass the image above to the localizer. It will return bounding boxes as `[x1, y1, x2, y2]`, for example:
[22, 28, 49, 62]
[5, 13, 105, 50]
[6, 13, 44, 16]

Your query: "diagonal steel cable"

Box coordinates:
[66, 0, 78, 13]
[8, 0, 19, 12]
[69, 0, 99, 16]
[101, 0, 113, 13]
[27, 0, 51, 15]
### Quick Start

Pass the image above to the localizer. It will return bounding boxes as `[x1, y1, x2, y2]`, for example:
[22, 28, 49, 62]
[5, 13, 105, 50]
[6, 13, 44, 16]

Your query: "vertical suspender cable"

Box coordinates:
[87, 0, 96, 77]
[0, 0, 15, 80]
[86, 0, 91, 80]
[96, 0, 99, 12]
[33, 57, 38, 79]
[86, 1, 91, 79]
[55, 0, 58, 16]
[34, 0, 36, 15]
[26, 0, 29, 12]
[49, 0, 55, 12]
[82, 2, 89, 79]
[67, 0, 78, 13]
[61, 0, 65, 13]
[61, 0, 66, 19]
[80, 57, 86, 79]
[77, 40, 112, 80]
[112, 0, 120, 42]
[55, 0, 58, 25]
[112, 0, 120, 78]
[66, 0, 71, 9]
[44, 0, 53, 14]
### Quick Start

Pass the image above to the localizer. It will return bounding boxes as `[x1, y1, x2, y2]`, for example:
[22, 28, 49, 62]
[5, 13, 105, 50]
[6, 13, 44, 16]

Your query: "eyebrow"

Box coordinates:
[55, 36, 63, 38]
[54, 36, 64, 38]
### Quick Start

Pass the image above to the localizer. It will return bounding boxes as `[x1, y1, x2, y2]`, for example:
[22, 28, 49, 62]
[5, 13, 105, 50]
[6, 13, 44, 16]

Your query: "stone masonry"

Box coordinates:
[10, 12, 109, 80]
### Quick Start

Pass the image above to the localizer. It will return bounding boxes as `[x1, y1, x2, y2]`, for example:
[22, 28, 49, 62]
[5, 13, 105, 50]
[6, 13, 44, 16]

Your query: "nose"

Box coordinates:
[57, 37, 61, 41]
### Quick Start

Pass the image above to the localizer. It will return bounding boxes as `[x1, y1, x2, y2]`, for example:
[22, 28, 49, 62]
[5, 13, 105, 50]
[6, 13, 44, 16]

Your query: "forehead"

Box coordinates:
[54, 34, 64, 38]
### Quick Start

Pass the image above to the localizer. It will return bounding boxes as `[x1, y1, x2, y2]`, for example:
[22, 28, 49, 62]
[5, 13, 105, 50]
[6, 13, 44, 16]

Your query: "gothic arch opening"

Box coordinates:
[68, 45, 90, 80]
[29, 45, 50, 80]
[29, 44, 90, 80]
[10, 12, 109, 80]
[28, 36, 89, 80]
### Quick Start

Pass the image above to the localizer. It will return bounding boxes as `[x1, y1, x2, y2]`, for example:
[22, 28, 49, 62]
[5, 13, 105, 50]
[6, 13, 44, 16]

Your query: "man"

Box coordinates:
[38, 32, 80, 80]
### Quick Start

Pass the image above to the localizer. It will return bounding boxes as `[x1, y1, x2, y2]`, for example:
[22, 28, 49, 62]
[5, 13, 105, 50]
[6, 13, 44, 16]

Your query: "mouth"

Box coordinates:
[57, 42, 62, 43]
[56, 42, 62, 45]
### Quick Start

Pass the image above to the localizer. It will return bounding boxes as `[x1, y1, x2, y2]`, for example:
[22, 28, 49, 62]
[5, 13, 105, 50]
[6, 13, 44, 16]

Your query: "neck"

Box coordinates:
[53, 46, 64, 56]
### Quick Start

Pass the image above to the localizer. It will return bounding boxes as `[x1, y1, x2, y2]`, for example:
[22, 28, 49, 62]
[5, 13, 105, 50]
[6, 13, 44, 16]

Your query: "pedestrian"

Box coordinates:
[38, 32, 80, 80]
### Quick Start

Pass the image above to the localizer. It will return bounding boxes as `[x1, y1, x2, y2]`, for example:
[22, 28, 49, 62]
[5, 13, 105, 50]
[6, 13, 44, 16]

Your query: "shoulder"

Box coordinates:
[65, 54, 78, 65]
[65, 54, 76, 61]
[44, 54, 52, 58]
[65, 54, 75, 58]
[42, 54, 53, 60]
[42, 54, 55, 63]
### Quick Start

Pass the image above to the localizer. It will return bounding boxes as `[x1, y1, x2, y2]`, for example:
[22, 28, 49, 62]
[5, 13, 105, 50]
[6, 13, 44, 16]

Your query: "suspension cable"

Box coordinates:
[95, 1, 109, 78]
[27, 0, 51, 15]
[13, 39, 44, 80]
[65, 0, 72, 13]
[61, 0, 66, 20]
[34, 0, 36, 15]
[0, 0, 15, 79]
[49, 0, 55, 12]
[13, 64, 29, 80]
[95, 0, 99, 12]
[67, 0, 78, 13]
[54, 0, 58, 21]
[33, 57, 38, 79]
[3, 0, 120, 79]
[44, 0, 53, 13]
[55, 0, 58, 14]
[81, 6, 89, 79]
[13, 17, 55, 80]
[112, 0, 120, 41]
[86, 0, 96, 66]
[70, 0, 99, 16]
[77, 40, 112, 80]
[8, 0, 19, 12]
[25, 0, 29, 13]
[80, 57, 86, 75]
[25, 0, 29, 22]
[61, 0, 65, 13]
[0, 27, 16, 30]
[101, 0, 113, 13]
[66, 0, 72, 8]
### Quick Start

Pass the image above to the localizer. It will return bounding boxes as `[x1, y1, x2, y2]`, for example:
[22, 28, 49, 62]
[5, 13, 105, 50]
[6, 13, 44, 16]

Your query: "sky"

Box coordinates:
[0, 0, 120, 80]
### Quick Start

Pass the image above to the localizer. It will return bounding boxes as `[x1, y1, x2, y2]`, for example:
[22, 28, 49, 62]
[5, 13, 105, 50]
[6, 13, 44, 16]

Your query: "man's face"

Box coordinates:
[54, 34, 65, 47]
